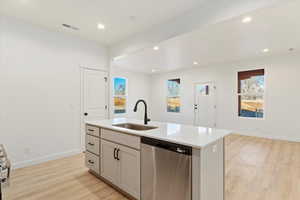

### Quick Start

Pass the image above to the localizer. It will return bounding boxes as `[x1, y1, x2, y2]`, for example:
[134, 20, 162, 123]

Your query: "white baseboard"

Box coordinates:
[13, 149, 83, 169]
[233, 130, 300, 143]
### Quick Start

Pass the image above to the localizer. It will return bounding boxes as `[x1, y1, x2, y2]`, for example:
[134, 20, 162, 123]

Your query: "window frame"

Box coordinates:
[237, 68, 266, 120]
[113, 77, 128, 115]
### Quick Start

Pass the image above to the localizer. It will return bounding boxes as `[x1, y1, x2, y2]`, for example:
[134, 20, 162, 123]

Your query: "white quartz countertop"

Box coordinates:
[86, 118, 233, 149]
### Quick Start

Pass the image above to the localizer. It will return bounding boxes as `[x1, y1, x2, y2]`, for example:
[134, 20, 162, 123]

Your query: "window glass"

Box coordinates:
[240, 75, 264, 94]
[113, 77, 126, 114]
[167, 79, 180, 112]
[114, 77, 126, 96]
[239, 95, 264, 118]
[238, 69, 265, 118]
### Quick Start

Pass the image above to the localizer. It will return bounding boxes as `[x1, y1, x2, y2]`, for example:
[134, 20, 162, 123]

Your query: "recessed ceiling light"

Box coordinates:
[262, 48, 270, 53]
[193, 61, 199, 65]
[153, 46, 159, 50]
[151, 69, 157, 73]
[97, 23, 105, 30]
[242, 17, 252, 23]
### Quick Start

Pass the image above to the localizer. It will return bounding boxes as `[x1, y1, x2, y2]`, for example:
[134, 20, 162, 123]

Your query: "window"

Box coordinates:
[113, 77, 127, 114]
[238, 69, 265, 118]
[167, 78, 180, 112]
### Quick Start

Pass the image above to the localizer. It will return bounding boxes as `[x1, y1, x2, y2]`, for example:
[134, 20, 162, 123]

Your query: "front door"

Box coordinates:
[194, 82, 216, 127]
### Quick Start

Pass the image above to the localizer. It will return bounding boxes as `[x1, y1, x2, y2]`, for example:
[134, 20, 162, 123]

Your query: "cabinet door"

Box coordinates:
[101, 140, 118, 184]
[118, 145, 140, 200]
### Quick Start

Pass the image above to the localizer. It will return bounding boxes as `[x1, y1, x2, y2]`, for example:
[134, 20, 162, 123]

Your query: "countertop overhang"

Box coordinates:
[86, 118, 232, 149]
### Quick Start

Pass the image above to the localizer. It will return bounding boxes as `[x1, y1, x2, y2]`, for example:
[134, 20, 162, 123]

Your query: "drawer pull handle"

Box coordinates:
[88, 160, 94, 164]
[88, 129, 94, 132]
[116, 149, 120, 161]
[113, 148, 117, 159]
[88, 142, 95, 146]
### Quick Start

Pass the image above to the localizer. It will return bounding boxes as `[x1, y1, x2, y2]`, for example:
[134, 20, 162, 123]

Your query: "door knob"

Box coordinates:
[84, 113, 88, 116]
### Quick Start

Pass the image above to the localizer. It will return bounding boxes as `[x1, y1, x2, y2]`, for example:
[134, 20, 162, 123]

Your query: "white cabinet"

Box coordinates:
[118, 145, 140, 199]
[192, 138, 224, 200]
[100, 140, 119, 184]
[100, 139, 140, 200]
[101, 129, 140, 149]
[86, 134, 100, 155]
[85, 151, 100, 175]
[85, 125, 101, 175]
[86, 125, 100, 137]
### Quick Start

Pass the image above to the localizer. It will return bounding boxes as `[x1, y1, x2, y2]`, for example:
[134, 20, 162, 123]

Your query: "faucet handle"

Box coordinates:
[147, 118, 151, 122]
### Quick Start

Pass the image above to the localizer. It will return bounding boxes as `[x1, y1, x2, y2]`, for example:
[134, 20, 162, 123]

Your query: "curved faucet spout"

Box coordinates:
[133, 99, 150, 125]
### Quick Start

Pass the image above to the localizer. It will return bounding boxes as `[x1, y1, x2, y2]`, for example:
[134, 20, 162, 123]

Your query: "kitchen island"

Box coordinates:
[85, 118, 232, 200]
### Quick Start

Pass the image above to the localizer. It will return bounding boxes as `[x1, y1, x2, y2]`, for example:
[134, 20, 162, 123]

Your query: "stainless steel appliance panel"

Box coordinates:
[141, 138, 192, 200]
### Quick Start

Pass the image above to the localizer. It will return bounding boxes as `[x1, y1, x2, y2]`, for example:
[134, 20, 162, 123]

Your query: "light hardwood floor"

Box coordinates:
[4, 135, 300, 200]
[225, 134, 300, 200]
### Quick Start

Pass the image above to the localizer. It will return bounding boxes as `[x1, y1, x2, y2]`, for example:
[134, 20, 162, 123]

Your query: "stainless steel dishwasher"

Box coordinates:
[141, 137, 192, 200]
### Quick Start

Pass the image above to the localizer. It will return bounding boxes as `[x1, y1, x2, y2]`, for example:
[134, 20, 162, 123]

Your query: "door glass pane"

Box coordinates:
[196, 84, 209, 96]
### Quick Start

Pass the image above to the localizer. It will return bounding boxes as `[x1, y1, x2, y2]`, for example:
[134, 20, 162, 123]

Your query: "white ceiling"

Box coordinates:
[0, 0, 206, 45]
[112, 1, 300, 74]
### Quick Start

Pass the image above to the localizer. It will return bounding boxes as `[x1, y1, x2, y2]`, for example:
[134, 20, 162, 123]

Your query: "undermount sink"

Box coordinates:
[113, 123, 157, 131]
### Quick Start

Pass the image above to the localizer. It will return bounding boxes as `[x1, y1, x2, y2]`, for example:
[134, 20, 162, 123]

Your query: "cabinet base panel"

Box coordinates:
[88, 170, 137, 200]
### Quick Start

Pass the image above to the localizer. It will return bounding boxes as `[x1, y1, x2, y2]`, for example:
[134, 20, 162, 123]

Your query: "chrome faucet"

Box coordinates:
[133, 99, 150, 125]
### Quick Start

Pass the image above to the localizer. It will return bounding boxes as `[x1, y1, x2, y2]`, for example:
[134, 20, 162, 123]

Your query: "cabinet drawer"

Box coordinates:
[86, 125, 100, 137]
[85, 151, 100, 174]
[101, 129, 141, 149]
[86, 135, 100, 155]
[101, 129, 140, 150]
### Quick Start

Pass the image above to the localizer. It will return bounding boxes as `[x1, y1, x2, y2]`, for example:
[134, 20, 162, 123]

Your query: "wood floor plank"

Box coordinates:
[4, 135, 300, 200]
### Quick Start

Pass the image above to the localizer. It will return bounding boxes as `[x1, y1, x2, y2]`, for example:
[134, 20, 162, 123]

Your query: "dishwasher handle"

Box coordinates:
[141, 137, 192, 155]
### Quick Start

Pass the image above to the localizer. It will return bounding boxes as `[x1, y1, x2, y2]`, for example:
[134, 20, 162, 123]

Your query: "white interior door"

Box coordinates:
[194, 82, 216, 127]
[81, 68, 108, 149]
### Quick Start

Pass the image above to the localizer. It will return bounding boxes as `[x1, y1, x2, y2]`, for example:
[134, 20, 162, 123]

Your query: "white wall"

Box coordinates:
[109, 66, 151, 120]
[0, 17, 4, 71]
[0, 16, 108, 168]
[150, 53, 300, 142]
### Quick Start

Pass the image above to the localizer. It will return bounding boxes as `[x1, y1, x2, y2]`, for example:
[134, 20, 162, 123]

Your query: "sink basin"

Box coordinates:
[113, 123, 157, 131]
